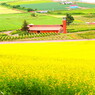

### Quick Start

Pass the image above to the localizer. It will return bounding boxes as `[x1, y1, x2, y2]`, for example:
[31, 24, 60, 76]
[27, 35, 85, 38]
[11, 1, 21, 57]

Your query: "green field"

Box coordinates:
[18, 2, 95, 11]
[78, 31, 95, 39]
[0, 13, 62, 31]
[49, 8, 95, 15]
[78, 2, 95, 8]
[20, 2, 69, 11]
[0, 41, 95, 94]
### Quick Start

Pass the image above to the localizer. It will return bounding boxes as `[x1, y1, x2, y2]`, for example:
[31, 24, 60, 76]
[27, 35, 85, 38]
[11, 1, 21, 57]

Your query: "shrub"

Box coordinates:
[31, 13, 37, 17]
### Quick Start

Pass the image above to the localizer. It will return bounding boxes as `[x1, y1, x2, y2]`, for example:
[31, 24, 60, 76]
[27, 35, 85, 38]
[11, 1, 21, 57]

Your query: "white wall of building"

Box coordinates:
[81, 0, 95, 3]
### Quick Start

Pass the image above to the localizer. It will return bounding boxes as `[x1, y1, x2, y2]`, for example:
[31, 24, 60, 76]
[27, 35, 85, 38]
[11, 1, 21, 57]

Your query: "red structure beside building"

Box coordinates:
[28, 18, 67, 33]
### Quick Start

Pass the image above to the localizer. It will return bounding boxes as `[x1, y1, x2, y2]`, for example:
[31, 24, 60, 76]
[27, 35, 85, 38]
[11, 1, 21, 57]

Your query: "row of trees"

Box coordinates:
[0, 3, 36, 12]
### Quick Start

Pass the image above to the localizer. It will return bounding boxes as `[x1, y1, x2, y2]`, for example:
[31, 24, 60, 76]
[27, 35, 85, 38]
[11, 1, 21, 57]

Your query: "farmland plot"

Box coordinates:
[20, 2, 69, 11]
[0, 6, 22, 14]
[77, 3, 95, 8]
[8, 0, 52, 5]
[1, 41, 95, 94]
[20, 2, 95, 11]
[0, 13, 62, 31]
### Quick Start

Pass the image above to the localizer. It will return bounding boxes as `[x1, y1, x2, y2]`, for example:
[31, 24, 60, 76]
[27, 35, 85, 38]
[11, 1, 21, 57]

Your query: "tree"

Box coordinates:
[21, 20, 28, 31]
[27, 8, 34, 12]
[66, 13, 74, 25]
[31, 13, 37, 17]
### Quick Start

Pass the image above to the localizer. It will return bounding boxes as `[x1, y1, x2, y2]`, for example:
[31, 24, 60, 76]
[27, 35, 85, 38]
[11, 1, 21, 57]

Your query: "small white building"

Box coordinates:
[60, 1, 73, 4]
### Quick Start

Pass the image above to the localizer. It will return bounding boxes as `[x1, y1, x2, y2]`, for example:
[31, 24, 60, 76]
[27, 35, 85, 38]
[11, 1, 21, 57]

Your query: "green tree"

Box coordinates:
[21, 20, 28, 31]
[66, 13, 74, 25]
[31, 13, 38, 17]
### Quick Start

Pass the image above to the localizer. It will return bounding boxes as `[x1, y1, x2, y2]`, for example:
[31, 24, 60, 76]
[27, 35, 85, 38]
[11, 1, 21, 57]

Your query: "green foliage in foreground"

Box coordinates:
[1, 77, 93, 95]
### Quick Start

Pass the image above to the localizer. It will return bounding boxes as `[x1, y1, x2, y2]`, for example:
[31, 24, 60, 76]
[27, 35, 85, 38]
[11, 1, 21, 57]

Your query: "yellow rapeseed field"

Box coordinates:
[0, 41, 95, 94]
[0, 6, 22, 14]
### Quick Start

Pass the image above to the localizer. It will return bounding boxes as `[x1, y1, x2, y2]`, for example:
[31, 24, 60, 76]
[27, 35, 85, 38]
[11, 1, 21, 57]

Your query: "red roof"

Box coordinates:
[29, 25, 62, 27]
[28, 25, 62, 31]
[29, 27, 62, 31]
[70, 5, 78, 6]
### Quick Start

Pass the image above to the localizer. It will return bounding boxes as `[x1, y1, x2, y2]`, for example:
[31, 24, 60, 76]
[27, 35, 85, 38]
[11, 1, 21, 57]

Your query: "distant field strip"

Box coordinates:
[20, 2, 69, 10]
[0, 6, 22, 14]
[77, 3, 95, 8]
[7, 0, 52, 5]
[19, 2, 95, 11]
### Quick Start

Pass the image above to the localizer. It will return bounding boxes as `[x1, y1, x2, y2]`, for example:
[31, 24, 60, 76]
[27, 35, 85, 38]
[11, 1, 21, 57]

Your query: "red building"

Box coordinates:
[28, 18, 67, 33]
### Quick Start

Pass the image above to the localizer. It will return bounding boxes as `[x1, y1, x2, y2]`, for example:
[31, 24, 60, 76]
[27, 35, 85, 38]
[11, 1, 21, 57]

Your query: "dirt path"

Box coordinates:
[0, 31, 12, 36]
[0, 39, 95, 44]
[43, 14, 83, 18]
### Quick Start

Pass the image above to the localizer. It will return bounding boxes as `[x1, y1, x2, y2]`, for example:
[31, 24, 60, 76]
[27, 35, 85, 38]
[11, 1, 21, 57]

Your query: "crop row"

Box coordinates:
[78, 31, 95, 39]
[67, 24, 95, 33]
[0, 33, 59, 41]
[0, 3, 37, 12]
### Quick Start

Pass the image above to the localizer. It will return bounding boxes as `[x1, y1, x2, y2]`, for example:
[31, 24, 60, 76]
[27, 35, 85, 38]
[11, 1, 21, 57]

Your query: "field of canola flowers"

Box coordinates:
[0, 6, 22, 14]
[0, 41, 95, 95]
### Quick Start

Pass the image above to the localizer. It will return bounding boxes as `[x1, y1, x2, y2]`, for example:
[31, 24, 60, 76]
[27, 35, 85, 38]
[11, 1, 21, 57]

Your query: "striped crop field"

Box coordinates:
[0, 41, 95, 94]
[19, 2, 95, 11]
[77, 3, 95, 8]
[0, 6, 22, 14]
[20, 2, 69, 10]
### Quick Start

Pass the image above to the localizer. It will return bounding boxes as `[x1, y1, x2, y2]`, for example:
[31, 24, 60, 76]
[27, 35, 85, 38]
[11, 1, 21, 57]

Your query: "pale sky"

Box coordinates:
[81, 0, 95, 3]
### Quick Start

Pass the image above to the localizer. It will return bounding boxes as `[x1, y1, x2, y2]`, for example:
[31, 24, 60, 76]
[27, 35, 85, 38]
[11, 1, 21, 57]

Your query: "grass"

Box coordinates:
[0, 13, 62, 31]
[0, 5, 22, 14]
[49, 8, 95, 15]
[1, 41, 95, 94]
[67, 24, 95, 33]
